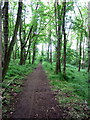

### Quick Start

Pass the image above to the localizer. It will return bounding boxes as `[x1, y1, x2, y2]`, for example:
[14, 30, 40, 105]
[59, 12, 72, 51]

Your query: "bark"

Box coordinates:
[3, 1, 8, 63]
[62, 0, 66, 76]
[32, 40, 36, 64]
[28, 50, 31, 64]
[88, 1, 90, 109]
[49, 32, 52, 64]
[47, 43, 50, 61]
[24, 37, 32, 63]
[55, 0, 62, 73]
[0, 3, 2, 118]
[78, 33, 82, 71]
[76, 38, 79, 64]
[82, 38, 85, 69]
[0, 2, 2, 82]
[2, 1, 23, 79]
[88, 29, 90, 72]
[19, 19, 25, 65]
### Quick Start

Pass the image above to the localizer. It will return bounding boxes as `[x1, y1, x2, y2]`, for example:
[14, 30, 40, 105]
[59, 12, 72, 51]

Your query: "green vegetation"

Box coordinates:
[2, 59, 38, 117]
[0, 0, 90, 119]
[43, 61, 88, 119]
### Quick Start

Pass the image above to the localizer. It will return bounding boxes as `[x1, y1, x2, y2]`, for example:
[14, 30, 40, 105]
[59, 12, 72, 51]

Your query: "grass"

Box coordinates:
[42, 61, 89, 119]
[2, 59, 38, 117]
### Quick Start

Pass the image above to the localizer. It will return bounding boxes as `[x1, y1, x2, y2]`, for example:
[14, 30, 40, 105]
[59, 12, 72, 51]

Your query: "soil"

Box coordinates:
[8, 64, 69, 119]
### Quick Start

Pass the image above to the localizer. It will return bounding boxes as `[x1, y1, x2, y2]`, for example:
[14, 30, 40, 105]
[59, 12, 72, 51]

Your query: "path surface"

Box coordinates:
[11, 64, 68, 119]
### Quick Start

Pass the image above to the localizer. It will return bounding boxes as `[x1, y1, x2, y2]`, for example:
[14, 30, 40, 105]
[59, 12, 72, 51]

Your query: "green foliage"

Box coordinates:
[66, 46, 79, 65]
[42, 61, 88, 119]
[43, 61, 88, 100]
[2, 59, 38, 117]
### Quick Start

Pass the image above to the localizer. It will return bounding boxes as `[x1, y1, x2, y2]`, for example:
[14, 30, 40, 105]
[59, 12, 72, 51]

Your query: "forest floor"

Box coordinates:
[7, 64, 71, 119]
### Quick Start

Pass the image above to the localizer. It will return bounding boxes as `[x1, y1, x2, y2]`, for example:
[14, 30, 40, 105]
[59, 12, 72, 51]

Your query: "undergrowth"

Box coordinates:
[42, 61, 89, 119]
[2, 59, 38, 117]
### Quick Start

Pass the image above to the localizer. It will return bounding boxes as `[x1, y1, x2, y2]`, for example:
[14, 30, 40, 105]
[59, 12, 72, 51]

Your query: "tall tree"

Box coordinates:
[3, 1, 8, 65]
[88, 2, 90, 72]
[78, 32, 82, 71]
[2, 1, 23, 79]
[62, 0, 66, 76]
[0, 2, 2, 119]
[32, 39, 37, 64]
[88, 1, 90, 109]
[0, 2, 2, 82]
[55, 0, 62, 73]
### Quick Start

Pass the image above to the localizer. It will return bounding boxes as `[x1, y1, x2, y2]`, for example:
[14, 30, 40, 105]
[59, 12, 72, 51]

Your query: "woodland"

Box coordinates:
[0, 0, 90, 119]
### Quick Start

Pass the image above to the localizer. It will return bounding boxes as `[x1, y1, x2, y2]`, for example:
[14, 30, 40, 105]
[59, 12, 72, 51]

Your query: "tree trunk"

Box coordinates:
[2, 1, 23, 79]
[3, 1, 8, 63]
[87, 5, 90, 71]
[55, 0, 62, 73]
[82, 38, 85, 69]
[19, 19, 25, 65]
[50, 38, 52, 64]
[47, 43, 50, 61]
[32, 40, 36, 64]
[62, 0, 66, 76]
[0, 2, 2, 82]
[88, 27, 90, 72]
[78, 33, 82, 71]
[49, 28, 52, 64]
[28, 50, 31, 64]
[88, 1, 90, 110]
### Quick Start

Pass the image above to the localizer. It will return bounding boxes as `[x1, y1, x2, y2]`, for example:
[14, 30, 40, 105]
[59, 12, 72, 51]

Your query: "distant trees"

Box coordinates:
[1, 0, 88, 80]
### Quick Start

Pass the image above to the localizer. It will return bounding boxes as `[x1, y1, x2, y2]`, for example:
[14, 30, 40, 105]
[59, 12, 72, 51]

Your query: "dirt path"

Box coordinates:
[11, 64, 69, 119]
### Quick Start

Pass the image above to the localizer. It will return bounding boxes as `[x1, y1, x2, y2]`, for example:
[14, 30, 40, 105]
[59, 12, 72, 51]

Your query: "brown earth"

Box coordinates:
[9, 64, 70, 119]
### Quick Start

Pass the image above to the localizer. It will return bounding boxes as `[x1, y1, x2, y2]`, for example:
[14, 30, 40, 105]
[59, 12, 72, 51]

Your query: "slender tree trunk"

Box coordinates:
[0, 2, 2, 83]
[82, 38, 85, 69]
[50, 38, 52, 64]
[49, 29, 52, 64]
[76, 38, 79, 65]
[62, 0, 66, 76]
[88, 1, 90, 109]
[2, 1, 23, 79]
[88, 28, 90, 72]
[42, 44, 44, 56]
[25, 37, 32, 64]
[13, 48, 15, 60]
[47, 43, 50, 61]
[63, 33, 67, 75]
[28, 50, 31, 64]
[17, 47, 20, 58]
[32, 40, 36, 64]
[78, 33, 82, 71]
[19, 20, 25, 65]
[87, 8, 90, 71]
[63, 3, 67, 71]
[0, 3, 2, 118]
[3, 1, 8, 63]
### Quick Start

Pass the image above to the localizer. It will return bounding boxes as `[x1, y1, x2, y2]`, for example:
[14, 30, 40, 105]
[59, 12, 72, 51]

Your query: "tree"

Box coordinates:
[2, 1, 23, 79]
[3, 1, 8, 66]
[88, 2, 90, 72]
[0, 2, 2, 82]
[55, 0, 63, 73]
[62, 0, 66, 76]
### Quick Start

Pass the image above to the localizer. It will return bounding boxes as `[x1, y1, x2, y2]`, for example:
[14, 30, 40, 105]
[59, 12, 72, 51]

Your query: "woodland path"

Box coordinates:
[11, 64, 69, 119]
